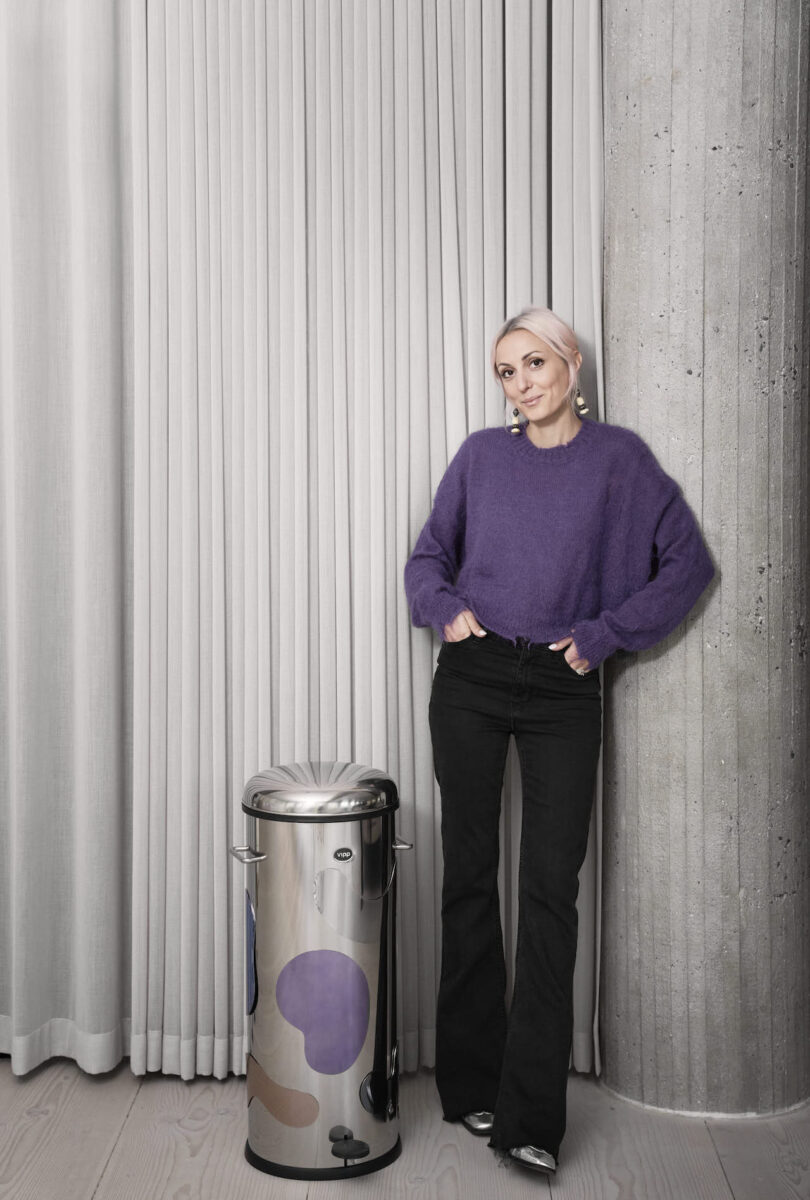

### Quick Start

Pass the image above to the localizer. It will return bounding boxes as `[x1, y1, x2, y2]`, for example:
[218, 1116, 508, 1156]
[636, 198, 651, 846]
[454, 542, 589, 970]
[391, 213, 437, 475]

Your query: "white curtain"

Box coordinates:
[0, 0, 132, 1073]
[0, 0, 604, 1079]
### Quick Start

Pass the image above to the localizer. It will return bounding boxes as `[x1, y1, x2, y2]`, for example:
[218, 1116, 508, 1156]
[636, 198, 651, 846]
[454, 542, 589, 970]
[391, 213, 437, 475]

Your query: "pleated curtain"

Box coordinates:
[0, 0, 132, 1074]
[0, 0, 604, 1079]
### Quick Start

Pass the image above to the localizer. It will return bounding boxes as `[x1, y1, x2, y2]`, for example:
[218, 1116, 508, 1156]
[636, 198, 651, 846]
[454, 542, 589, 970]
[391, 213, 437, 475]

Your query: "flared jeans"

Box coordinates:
[429, 630, 602, 1158]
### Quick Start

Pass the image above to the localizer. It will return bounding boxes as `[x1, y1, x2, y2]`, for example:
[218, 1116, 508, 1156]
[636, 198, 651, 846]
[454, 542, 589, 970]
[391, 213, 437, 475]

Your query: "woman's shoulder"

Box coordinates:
[590, 419, 650, 452]
[596, 421, 682, 505]
[465, 425, 509, 446]
[452, 425, 512, 461]
[590, 420, 668, 471]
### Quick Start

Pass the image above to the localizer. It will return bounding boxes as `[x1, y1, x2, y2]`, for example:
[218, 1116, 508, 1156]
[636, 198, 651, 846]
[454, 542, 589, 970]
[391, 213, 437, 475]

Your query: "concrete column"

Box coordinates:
[600, 0, 810, 1112]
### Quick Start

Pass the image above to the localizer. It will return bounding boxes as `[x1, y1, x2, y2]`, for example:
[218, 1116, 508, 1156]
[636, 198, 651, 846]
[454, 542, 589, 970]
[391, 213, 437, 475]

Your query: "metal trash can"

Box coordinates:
[231, 760, 411, 1180]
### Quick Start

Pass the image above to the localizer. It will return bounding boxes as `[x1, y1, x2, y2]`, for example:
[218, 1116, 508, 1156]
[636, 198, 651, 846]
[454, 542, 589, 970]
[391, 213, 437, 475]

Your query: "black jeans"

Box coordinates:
[428, 630, 602, 1158]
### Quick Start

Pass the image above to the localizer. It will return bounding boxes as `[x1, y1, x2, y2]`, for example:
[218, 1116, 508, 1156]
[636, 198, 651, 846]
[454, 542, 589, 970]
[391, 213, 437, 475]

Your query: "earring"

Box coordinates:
[510, 407, 522, 435]
[575, 387, 589, 416]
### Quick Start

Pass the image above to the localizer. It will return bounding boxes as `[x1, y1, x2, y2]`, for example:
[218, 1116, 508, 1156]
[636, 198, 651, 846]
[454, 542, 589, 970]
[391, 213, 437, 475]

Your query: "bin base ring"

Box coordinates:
[244, 1135, 401, 1180]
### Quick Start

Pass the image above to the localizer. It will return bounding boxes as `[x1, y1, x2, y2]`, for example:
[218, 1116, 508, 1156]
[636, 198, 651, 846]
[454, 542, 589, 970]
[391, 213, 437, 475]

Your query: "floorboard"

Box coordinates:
[92, 1073, 306, 1200]
[2, 1057, 809, 1200]
[553, 1076, 735, 1200]
[0, 1058, 139, 1200]
[707, 1109, 810, 1200]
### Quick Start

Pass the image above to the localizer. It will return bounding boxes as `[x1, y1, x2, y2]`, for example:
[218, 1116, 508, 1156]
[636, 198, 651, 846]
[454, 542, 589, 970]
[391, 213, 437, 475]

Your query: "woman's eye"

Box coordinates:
[531, 357, 544, 367]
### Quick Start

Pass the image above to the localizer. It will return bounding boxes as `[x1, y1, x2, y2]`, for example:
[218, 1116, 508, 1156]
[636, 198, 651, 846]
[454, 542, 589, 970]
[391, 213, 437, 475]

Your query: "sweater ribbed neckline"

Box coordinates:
[508, 415, 596, 460]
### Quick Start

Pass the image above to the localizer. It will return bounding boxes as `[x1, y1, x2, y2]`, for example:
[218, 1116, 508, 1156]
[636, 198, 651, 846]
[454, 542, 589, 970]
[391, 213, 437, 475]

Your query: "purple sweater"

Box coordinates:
[403, 418, 714, 669]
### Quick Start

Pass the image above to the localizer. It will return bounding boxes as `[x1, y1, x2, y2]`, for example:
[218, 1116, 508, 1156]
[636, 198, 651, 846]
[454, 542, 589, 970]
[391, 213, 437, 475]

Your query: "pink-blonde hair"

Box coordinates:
[490, 306, 581, 399]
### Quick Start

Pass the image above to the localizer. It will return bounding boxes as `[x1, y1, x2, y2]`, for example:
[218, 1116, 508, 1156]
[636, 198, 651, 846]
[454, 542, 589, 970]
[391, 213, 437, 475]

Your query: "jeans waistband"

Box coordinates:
[480, 628, 555, 653]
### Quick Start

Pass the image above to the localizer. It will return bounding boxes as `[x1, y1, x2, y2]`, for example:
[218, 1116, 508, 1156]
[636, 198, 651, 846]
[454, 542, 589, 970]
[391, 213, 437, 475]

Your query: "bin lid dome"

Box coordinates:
[242, 760, 399, 820]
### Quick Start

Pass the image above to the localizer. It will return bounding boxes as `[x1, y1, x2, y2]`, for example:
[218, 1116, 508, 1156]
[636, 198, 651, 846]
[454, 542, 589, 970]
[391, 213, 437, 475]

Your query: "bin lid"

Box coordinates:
[242, 760, 399, 821]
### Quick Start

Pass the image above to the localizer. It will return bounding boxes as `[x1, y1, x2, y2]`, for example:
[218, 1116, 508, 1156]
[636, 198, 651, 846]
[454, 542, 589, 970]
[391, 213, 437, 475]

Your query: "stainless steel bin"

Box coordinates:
[231, 760, 410, 1180]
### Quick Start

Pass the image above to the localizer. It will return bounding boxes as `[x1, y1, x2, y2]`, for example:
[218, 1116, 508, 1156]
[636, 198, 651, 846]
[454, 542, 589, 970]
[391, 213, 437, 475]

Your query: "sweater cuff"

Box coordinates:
[431, 594, 469, 641]
[570, 619, 617, 671]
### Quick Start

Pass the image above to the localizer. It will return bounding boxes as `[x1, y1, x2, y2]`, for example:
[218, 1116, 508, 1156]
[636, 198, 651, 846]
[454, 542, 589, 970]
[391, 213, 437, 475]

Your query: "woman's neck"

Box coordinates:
[525, 413, 583, 449]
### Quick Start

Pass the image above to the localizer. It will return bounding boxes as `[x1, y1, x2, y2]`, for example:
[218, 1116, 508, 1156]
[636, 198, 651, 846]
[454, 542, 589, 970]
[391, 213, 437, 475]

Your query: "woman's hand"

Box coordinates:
[444, 609, 487, 642]
[549, 636, 590, 674]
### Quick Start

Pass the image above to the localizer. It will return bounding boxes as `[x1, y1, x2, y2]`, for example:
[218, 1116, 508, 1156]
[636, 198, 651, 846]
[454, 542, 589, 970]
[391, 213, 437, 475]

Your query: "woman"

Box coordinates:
[403, 306, 714, 1176]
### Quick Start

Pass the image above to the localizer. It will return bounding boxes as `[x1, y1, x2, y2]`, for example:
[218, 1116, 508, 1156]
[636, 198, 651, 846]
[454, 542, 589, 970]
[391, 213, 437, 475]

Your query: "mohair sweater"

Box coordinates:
[403, 418, 714, 670]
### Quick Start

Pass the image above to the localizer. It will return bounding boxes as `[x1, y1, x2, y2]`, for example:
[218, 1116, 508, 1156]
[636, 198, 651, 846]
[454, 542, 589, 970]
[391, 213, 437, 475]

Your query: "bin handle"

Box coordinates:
[380, 836, 413, 896]
[230, 845, 267, 864]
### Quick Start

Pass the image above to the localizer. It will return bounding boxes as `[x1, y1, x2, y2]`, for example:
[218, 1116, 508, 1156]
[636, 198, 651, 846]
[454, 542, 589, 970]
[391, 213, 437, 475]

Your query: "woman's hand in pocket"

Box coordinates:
[443, 610, 487, 643]
[548, 635, 590, 674]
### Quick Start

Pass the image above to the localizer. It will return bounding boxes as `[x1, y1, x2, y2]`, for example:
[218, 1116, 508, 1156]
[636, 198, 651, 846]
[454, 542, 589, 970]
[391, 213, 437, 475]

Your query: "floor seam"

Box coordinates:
[88, 1070, 144, 1200]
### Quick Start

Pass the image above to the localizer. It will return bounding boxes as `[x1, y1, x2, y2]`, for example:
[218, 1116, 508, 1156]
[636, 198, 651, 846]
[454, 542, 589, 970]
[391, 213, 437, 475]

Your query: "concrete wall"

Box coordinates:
[600, 0, 810, 1111]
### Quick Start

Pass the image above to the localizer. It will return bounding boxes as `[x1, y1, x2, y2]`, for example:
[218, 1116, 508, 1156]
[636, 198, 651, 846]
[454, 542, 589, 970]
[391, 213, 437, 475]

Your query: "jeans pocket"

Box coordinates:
[441, 635, 477, 656]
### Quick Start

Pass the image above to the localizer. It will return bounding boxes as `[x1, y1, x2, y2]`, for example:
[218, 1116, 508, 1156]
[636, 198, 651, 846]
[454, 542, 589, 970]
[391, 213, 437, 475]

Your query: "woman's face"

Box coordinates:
[495, 329, 578, 429]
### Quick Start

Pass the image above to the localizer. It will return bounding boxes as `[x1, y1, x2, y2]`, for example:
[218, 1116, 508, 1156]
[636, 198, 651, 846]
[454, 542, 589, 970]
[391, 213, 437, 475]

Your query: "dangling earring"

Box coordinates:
[575, 387, 589, 416]
[510, 407, 522, 435]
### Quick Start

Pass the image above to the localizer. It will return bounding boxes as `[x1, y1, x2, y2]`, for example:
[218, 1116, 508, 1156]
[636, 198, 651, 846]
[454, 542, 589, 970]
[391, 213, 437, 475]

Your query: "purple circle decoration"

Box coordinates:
[276, 950, 370, 1075]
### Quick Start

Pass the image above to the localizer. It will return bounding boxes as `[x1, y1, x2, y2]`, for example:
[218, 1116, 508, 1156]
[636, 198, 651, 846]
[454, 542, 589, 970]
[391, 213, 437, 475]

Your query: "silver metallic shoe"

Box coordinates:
[508, 1145, 557, 1174]
[460, 1110, 495, 1136]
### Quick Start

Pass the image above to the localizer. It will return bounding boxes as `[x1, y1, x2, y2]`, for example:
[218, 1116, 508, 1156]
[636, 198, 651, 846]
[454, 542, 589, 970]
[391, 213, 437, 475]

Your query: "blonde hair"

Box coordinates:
[490, 306, 581, 400]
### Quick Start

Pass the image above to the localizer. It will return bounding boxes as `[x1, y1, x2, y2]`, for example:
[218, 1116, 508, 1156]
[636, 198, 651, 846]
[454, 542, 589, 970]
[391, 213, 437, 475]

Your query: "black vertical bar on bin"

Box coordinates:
[368, 812, 396, 1118]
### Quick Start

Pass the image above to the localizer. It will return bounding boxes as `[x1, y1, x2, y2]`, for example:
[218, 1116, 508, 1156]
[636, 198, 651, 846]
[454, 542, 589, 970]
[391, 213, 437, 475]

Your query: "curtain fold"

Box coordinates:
[1, 0, 604, 1080]
[0, 0, 131, 1074]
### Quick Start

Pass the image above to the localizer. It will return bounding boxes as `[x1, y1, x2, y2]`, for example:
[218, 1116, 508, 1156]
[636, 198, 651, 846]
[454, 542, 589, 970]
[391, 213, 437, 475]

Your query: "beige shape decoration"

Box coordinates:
[246, 1054, 320, 1128]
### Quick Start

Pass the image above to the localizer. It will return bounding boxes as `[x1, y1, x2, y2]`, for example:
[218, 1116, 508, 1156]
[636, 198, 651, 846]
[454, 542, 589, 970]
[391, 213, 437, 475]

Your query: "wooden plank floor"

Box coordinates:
[1, 1057, 808, 1200]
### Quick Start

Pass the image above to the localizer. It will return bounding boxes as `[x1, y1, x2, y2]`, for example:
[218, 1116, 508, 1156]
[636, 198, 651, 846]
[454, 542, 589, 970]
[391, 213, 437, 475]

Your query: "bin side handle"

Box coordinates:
[380, 836, 413, 897]
[231, 845, 267, 864]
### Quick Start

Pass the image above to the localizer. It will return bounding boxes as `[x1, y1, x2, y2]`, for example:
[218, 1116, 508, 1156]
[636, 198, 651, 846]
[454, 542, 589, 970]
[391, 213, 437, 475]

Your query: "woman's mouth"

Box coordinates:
[522, 395, 543, 407]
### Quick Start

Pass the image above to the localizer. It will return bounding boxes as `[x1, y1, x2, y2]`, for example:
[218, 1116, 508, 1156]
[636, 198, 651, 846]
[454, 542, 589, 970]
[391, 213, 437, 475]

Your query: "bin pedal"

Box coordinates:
[328, 1126, 370, 1164]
